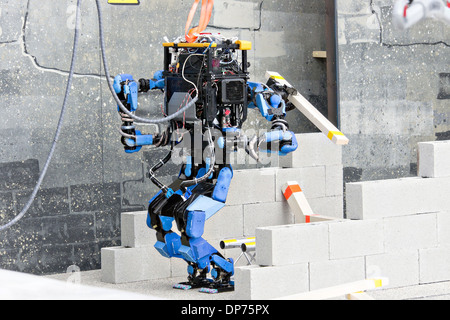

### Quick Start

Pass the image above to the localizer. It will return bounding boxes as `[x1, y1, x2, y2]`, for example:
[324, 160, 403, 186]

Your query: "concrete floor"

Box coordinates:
[44, 270, 450, 300]
[46, 270, 235, 300]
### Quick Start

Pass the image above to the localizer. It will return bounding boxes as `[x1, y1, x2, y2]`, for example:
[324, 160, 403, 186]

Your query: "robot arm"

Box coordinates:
[113, 72, 168, 153]
[246, 81, 298, 160]
[137, 70, 165, 93]
[393, 0, 450, 29]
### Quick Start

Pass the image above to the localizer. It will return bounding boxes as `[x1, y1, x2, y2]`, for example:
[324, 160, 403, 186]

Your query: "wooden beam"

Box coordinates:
[266, 71, 349, 146]
[313, 51, 327, 59]
[274, 278, 388, 300]
[346, 292, 376, 300]
[281, 181, 340, 224]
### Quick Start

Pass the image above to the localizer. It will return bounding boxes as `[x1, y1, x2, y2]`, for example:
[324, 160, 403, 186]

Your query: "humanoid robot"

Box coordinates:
[113, 35, 299, 293]
[393, 0, 450, 29]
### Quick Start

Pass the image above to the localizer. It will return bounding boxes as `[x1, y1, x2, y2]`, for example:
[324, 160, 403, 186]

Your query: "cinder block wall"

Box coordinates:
[0, 0, 327, 275]
[235, 140, 450, 300]
[337, 1, 450, 182]
[101, 133, 345, 284]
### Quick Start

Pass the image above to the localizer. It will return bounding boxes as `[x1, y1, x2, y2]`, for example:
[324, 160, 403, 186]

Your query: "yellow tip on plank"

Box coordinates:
[370, 279, 384, 288]
[270, 75, 285, 80]
[327, 131, 344, 141]
[327, 131, 349, 145]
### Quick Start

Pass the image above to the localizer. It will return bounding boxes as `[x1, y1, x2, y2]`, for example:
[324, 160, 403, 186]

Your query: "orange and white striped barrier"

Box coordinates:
[282, 181, 337, 224]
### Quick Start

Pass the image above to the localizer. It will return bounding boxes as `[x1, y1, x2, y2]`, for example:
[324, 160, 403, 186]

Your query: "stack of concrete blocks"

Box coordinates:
[235, 140, 450, 300]
[101, 132, 344, 284]
[101, 212, 171, 284]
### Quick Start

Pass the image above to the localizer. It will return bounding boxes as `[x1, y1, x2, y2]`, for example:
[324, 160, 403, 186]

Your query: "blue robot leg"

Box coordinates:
[147, 191, 185, 259]
[177, 206, 234, 293]
[147, 189, 219, 290]
[147, 168, 235, 293]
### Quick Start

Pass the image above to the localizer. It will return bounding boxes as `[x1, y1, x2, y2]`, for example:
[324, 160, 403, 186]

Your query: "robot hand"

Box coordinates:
[122, 127, 170, 154]
[256, 130, 298, 156]
[246, 129, 298, 161]
[113, 71, 165, 98]
[393, 0, 450, 29]
[113, 74, 138, 112]
[138, 70, 165, 92]
[114, 73, 167, 153]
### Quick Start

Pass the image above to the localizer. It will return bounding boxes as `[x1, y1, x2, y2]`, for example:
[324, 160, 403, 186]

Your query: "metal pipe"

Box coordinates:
[241, 242, 256, 253]
[220, 237, 256, 250]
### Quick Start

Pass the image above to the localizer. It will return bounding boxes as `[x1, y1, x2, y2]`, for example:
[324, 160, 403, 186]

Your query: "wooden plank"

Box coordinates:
[282, 181, 314, 223]
[282, 181, 341, 224]
[274, 278, 388, 300]
[313, 51, 327, 59]
[346, 292, 376, 300]
[266, 71, 349, 146]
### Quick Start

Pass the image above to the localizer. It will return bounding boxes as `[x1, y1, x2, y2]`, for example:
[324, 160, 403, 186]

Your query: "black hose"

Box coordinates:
[148, 143, 174, 192]
[179, 129, 216, 190]
[0, 0, 82, 231]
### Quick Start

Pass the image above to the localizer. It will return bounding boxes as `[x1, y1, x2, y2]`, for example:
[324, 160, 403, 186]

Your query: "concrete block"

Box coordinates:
[256, 223, 330, 266]
[437, 211, 450, 245]
[227, 168, 276, 206]
[203, 205, 244, 241]
[366, 251, 419, 288]
[418, 141, 450, 178]
[384, 213, 438, 252]
[243, 201, 294, 236]
[346, 177, 450, 220]
[234, 264, 309, 300]
[170, 258, 189, 278]
[101, 246, 170, 284]
[121, 211, 154, 248]
[308, 195, 344, 219]
[419, 245, 450, 283]
[309, 257, 365, 291]
[329, 219, 384, 259]
[279, 133, 342, 168]
[326, 165, 344, 197]
[275, 167, 326, 201]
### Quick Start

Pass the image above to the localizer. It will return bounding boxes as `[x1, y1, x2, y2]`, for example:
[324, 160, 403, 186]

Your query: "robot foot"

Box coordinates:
[199, 281, 235, 294]
[199, 257, 235, 294]
[173, 264, 212, 291]
[173, 279, 212, 291]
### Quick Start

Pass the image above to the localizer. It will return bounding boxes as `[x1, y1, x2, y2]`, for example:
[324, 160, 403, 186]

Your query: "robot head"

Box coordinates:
[162, 35, 251, 130]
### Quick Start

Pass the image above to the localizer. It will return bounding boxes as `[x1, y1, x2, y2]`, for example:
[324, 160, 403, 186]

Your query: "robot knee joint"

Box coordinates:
[154, 232, 182, 258]
[185, 210, 206, 239]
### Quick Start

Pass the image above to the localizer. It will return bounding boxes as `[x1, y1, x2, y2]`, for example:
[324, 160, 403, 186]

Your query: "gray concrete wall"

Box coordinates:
[0, 0, 327, 274]
[337, 0, 450, 182]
